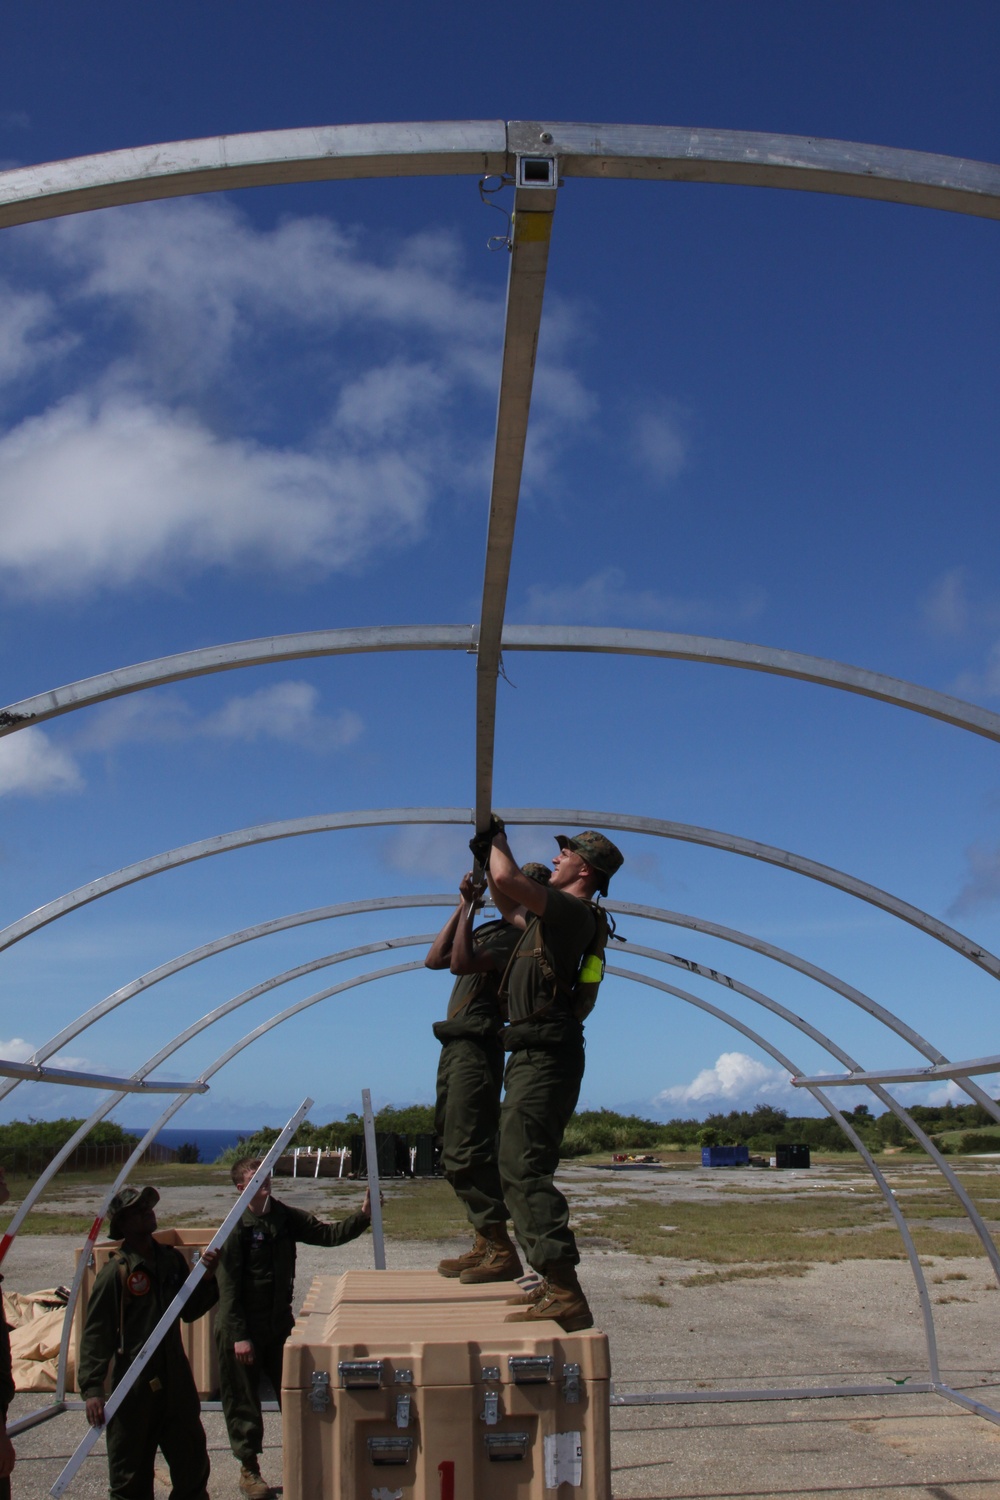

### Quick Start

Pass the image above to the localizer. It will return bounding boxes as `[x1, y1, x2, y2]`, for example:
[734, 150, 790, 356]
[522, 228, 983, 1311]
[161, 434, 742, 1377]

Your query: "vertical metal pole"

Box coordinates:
[361, 1088, 386, 1269]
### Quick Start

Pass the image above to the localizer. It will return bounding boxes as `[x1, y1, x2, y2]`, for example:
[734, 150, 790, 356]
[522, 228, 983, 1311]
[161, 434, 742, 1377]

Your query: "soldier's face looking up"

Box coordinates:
[237, 1170, 272, 1215]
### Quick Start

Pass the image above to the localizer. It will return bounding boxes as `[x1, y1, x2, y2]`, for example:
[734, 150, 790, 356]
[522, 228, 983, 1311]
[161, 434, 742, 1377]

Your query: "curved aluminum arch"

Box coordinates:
[1, 122, 998, 233]
[605, 965, 940, 1380]
[5, 624, 1000, 746]
[0, 933, 437, 1255]
[10, 923, 994, 1294]
[49, 953, 941, 1401]
[618, 943, 1000, 1281]
[0, 894, 456, 1105]
[4, 806, 999, 992]
[7, 886, 997, 1127]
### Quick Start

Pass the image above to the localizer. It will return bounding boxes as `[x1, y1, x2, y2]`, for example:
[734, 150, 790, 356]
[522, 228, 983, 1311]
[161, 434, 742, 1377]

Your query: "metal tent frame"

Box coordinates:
[1, 119, 999, 1442]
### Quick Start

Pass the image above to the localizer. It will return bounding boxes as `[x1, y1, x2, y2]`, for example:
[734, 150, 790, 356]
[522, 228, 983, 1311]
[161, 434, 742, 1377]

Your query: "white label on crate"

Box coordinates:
[543, 1431, 582, 1488]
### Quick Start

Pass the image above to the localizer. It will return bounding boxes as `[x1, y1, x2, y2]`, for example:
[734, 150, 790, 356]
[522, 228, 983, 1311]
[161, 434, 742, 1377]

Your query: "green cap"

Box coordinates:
[555, 831, 624, 895]
[522, 862, 551, 884]
[108, 1184, 159, 1239]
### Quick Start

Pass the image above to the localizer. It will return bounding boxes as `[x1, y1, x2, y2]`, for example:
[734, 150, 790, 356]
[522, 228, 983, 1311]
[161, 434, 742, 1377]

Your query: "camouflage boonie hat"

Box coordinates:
[522, 862, 551, 884]
[109, 1184, 159, 1239]
[555, 831, 624, 895]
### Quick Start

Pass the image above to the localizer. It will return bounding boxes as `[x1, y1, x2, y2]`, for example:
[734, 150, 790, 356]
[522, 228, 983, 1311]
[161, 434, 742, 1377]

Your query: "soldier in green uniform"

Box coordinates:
[79, 1184, 220, 1500]
[0, 1167, 16, 1500]
[425, 864, 551, 1284]
[215, 1157, 372, 1499]
[463, 823, 623, 1332]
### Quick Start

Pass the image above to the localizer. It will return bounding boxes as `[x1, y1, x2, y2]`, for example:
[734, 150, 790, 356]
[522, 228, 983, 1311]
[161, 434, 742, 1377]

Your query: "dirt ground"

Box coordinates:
[5, 1162, 1000, 1500]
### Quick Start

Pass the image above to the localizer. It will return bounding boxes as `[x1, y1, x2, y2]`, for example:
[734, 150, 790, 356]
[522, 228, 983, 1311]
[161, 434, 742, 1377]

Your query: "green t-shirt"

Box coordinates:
[445, 919, 519, 1022]
[504, 888, 597, 1026]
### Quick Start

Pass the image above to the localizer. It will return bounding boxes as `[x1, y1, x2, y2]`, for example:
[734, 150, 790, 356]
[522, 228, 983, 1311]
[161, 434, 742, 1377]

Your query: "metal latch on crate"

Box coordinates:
[339, 1359, 384, 1389]
[562, 1362, 581, 1403]
[308, 1371, 330, 1412]
[394, 1394, 411, 1429]
[480, 1390, 500, 1426]
[508, 1354, 553, 1384]
[484, 1431, 529, 1462]
[367, 1436, 413, 1466]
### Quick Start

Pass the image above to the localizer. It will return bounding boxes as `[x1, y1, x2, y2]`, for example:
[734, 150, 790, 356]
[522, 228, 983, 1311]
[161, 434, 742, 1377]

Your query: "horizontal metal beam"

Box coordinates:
[1, 122, 997, 231]
[6, 624, 1000, 744]
[509, 121, 1000, 219]
[793, 1055, 1000, 1087]
[3, 807, 997, 996]
[0, 122, 507, 229]
[0, 1059, 206, 1092]
[610, 1382, 937, 1406]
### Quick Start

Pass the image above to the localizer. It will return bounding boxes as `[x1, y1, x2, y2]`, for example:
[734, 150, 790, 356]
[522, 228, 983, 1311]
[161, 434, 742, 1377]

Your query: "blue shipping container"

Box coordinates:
[701, 1145, 749, 1167]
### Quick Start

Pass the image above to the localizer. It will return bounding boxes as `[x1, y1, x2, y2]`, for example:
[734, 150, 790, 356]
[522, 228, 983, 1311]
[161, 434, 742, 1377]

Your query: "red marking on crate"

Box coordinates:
[438, 1459, 455, 1500]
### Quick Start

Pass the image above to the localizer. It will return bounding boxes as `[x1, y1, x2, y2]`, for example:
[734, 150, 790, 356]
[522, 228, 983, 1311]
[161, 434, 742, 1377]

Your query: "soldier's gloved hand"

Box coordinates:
[469, 830, 492, 866]
[489, 813, 506, 837]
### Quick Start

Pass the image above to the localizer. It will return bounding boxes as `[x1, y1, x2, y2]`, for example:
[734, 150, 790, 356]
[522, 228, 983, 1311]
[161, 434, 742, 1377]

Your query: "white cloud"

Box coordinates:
[631, 400, 689, 484]
[0, 726, 83, 797]
[948, 842, 1000, 917]
[201, 683, 362, 750]
[522, 567, 765, 628]
[0, 282, 72, 386]
[0, 395, 430, 595]
[654, 1050, 795, 1107]
[381, 827, 474, 882]
[77, 681, 362, 754]
[0, 1037, 87, 1069]
[922, 567, 971, 638]
[0, 198, 596, 596]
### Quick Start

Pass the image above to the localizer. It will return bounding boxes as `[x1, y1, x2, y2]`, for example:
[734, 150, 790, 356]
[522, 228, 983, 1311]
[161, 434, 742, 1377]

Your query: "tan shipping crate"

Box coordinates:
[283, 1272, 611, 1498]
[71, 1228, 220, 1398]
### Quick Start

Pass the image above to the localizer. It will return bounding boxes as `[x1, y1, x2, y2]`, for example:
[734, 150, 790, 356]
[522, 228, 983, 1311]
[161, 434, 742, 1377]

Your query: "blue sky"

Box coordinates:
[0, 2, 999, 1130]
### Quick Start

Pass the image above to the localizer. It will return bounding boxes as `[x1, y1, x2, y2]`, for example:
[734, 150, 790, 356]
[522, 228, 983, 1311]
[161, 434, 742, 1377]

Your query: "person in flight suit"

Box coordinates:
[425, 863, 551, 1285]
[463, 822, 624, 1332]
[79, 1184, 220, 1500]
[0, 1167, 16, 1500]
[215, 1157, 372, 1499]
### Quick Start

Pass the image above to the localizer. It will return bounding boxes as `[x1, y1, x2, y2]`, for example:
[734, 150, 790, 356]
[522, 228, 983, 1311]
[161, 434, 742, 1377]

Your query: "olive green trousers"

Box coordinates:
[106, 1377, 210, 1500]
[435, 1036, 508, 1229]
[218, 1334, 285, 1465]
[499, 1039, 586, 1271]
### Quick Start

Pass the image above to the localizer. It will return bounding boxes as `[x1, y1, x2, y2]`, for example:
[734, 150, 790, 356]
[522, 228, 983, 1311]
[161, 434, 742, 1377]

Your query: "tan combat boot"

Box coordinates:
[437, 1231, 490, 1278]
[459, 1224, 523, 1284]
[504, 1262, 594, 1332]
[505, 1275, 546, 1306]
[239, 1462, 270, 1500]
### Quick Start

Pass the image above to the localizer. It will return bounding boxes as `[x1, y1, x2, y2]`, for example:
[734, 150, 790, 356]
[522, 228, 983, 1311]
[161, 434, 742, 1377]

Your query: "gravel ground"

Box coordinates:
[5, 1166, 1000, 1499]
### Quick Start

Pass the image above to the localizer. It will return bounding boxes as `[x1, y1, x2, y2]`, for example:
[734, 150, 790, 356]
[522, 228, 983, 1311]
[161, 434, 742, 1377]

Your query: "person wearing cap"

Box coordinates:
[426, 863, 551, 1285]
[215, 1157, 372, 1499]
[78, 1184, 220, 1500]
[0, 1168, 16, 1500]
[464, 821, 623, 1332]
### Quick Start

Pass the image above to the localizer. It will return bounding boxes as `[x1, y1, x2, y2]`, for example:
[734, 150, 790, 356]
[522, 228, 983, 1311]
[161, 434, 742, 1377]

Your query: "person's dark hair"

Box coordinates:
[230, 1155, 262, 1187]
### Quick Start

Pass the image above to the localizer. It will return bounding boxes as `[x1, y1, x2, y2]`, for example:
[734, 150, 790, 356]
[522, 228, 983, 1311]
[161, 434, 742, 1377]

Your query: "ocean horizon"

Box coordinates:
[123, 1126, 261, 1164]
